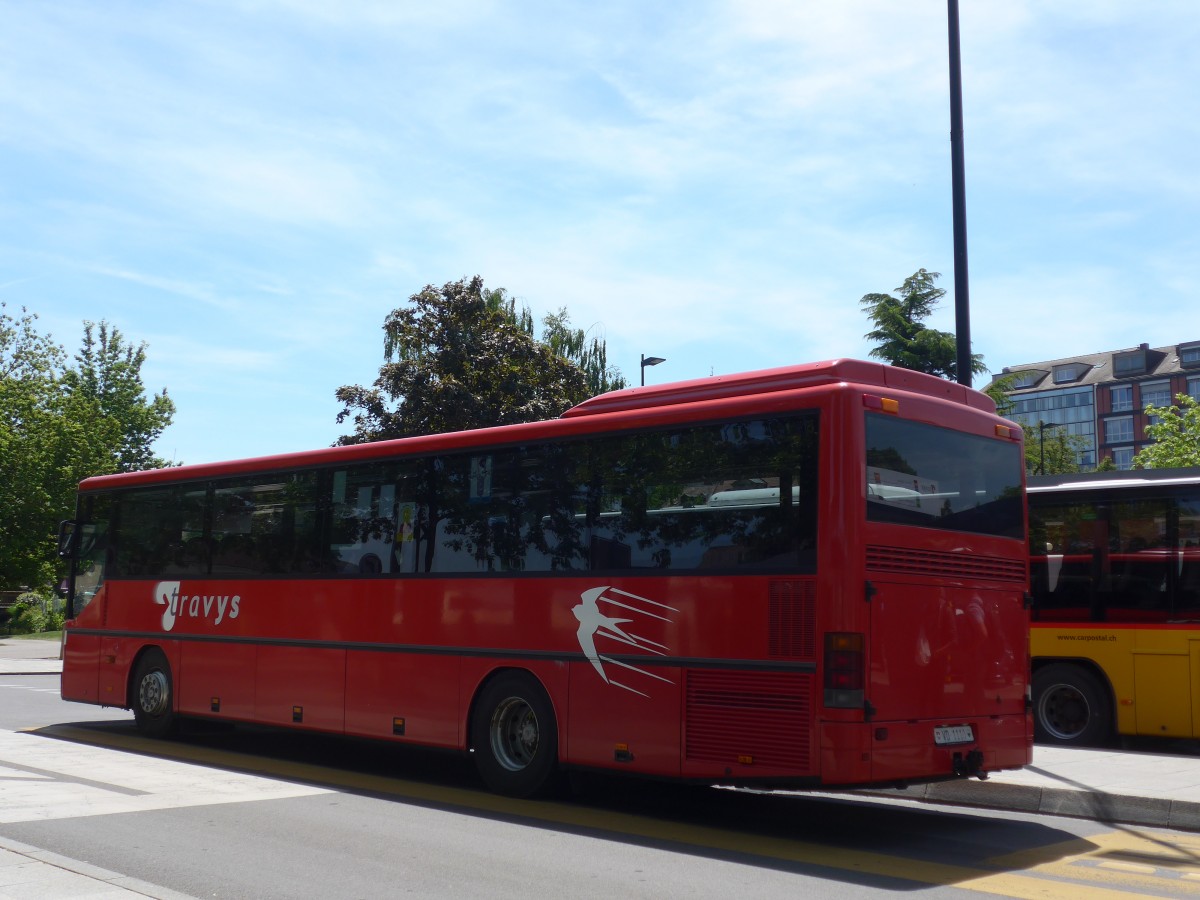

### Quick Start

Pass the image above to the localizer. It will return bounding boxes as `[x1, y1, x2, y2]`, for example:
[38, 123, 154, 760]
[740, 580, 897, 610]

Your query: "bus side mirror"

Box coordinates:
[58, 520, 77, 558]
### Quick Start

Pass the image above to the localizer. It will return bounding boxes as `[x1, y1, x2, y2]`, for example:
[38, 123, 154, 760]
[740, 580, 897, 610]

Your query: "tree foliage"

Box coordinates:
[1025, 424, 1086, 475]
[336, 276, 624, 444]
[1133, 393, 1200, 469]
[62, 322, 176, 472]
[984, 372, 1016, 418]
[860, 269, 987, 382]
[0, 304, 174, 589]
[540, 306, 626, 396]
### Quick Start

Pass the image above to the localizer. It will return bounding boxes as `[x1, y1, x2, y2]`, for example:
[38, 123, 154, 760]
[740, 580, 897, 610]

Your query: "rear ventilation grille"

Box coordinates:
[769, 579, 816, 659]
[685, 670, 813, 771]
[867, 545, 1025, 583]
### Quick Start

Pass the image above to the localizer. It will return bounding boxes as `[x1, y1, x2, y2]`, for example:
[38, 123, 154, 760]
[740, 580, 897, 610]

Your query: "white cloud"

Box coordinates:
[150, 145, 372, 226]
[2, 1, 1197, 461]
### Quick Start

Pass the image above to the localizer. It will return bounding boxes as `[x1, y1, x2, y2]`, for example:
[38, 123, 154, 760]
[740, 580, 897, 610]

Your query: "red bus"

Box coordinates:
[58, 359, 1031, 797]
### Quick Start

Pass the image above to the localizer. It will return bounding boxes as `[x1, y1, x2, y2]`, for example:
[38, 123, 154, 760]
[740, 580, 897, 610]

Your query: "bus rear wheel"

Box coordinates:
[471, 672, 558, 798]
[1033, 663, 1111, 746]
[131, 649, 177, 738]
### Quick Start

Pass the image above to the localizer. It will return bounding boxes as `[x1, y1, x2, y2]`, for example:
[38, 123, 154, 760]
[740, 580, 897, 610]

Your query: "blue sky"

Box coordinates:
[3, 1, 1197, 465]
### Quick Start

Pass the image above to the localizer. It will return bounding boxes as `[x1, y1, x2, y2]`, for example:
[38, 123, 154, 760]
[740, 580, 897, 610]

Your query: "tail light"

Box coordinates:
[824, 632, 865, 708]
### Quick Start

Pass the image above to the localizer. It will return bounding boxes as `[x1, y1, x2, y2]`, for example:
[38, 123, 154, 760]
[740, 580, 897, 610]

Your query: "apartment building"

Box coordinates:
[992, 341, 1200, 470]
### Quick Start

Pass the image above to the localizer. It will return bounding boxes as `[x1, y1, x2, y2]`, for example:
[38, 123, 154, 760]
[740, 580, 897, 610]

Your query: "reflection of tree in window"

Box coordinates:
[866, 446, 916, 475]
[389, 414, 818, 574]
[589, 416, 818, 572]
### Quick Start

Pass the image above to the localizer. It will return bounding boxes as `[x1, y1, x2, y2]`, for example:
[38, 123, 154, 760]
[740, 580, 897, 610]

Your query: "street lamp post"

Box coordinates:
[640, 354, 665, 387]
[947, 0, 972, 388]
[1037, 420, 1063, 475]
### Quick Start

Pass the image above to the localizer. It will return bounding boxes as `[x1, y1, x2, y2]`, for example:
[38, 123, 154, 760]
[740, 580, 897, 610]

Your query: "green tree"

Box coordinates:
[1025, 424, 1085, 475]
[1, 305, 174, 590]
[1, 305, 94, 588]
[479, 287, 626, 395]
[860, 269, 987, 381]
[336, 276, 617, 443]
[1133, 393, 1200, 469]
[540, 307, 626, 396]
[62, 322, 176, 471]
[984, 372, 1016, 417]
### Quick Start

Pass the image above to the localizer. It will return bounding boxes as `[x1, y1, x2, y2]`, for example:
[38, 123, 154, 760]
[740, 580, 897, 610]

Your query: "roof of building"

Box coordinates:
[989, 340, 1200, 396]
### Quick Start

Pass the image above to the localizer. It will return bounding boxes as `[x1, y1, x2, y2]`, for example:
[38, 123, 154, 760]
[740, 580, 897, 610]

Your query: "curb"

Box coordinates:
[0, 834, 197, 900]
[0, 663, 63, 676]
[863, 780, 1200, 831]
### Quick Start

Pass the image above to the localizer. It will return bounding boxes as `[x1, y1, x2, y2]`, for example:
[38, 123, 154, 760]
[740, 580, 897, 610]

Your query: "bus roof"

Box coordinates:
[562, 358, 996, 417]
[78, 358, 999, 492]
[1028, 467, 1200, 494]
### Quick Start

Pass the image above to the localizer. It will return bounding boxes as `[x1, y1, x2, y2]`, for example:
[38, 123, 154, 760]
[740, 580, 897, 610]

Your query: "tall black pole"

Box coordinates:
[947, 0, 972, 387]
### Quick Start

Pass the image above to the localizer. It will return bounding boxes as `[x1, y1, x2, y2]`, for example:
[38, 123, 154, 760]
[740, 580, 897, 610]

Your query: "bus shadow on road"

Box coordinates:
[30, 718, 1096, 894]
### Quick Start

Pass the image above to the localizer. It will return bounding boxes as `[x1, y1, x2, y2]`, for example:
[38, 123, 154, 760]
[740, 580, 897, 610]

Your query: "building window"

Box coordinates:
[1189, 377, 1200, 402]
[1105, 416, 1134, 444]
[1112, 447, 1134, 470]
[1181, 344, 1200, 368]
[1010, 370, 1046, 389]
[1110, 385, 1133, 412]
[1053, 363, 1087, 384]
[1114, 351, 1147, 377]
[1141, 381, 1172, 410]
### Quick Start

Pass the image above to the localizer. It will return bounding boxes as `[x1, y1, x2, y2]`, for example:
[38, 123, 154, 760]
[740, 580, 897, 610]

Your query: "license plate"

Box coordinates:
[934, 725, 974, 745]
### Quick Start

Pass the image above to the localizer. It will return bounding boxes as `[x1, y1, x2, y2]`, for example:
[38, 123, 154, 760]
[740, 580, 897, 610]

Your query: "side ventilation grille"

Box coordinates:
[769, 579, 816, 659]
[866, 545, 1025, 583]
[685, 670, 813, 771]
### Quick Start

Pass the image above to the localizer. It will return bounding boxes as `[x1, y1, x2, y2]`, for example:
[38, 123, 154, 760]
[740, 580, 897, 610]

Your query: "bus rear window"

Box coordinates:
[865, 413, 1023, 539]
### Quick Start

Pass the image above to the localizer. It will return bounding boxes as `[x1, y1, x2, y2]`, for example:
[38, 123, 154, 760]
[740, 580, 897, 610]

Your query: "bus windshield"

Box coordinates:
[865, 413, 1024, 539]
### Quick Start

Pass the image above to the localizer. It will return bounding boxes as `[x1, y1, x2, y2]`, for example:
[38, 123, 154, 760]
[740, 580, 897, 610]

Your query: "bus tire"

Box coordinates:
[471, 672, 559, 798]
[131, 649, 177, 738]
[1033, 663, 1111, 746]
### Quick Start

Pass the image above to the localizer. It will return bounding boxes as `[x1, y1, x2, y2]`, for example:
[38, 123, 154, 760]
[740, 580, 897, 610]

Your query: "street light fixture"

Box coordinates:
[640, 354, 665, 387]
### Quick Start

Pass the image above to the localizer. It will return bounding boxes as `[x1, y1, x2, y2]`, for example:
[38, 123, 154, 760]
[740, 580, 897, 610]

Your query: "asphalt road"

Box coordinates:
[5, 674, 1200, 899]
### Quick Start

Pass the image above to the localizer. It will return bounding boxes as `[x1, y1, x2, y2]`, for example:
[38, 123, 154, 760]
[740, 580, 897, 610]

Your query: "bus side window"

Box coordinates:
[209, 474, 322, 576]
[1029, 502, 1093, 621]
[115, 486, 205, 578]
[328, 464, 421, 576]
[1176, 494, 1200, 619]
[1108, 499, 1170, 622]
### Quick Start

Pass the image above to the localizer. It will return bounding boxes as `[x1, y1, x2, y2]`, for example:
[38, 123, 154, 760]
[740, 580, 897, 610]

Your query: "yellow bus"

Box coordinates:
[1028, 467, 1200, 745]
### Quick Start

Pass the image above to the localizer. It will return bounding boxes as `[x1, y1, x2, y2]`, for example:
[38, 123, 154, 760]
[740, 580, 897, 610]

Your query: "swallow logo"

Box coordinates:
[572, 586, 677, 697]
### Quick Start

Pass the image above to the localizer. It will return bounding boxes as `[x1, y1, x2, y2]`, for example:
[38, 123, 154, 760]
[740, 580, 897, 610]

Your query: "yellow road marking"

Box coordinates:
[990, 828, 1200, 896]
[26, 725, 1177, 898]
[1098, 861, 1156, 874]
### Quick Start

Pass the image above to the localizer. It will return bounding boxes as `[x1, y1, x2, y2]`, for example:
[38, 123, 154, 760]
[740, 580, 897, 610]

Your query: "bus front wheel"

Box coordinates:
[470, 672, 558, 798]
[131, 649, 177, 738]
[1033, 663, 1111, 746]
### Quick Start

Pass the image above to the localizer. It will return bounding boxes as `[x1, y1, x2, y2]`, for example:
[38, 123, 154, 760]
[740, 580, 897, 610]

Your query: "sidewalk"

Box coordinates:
[0, 638, 63, 675]
[0, 834, 195, 900]
[0, 637, 195, 898]
[861, 744, 1200, 830]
